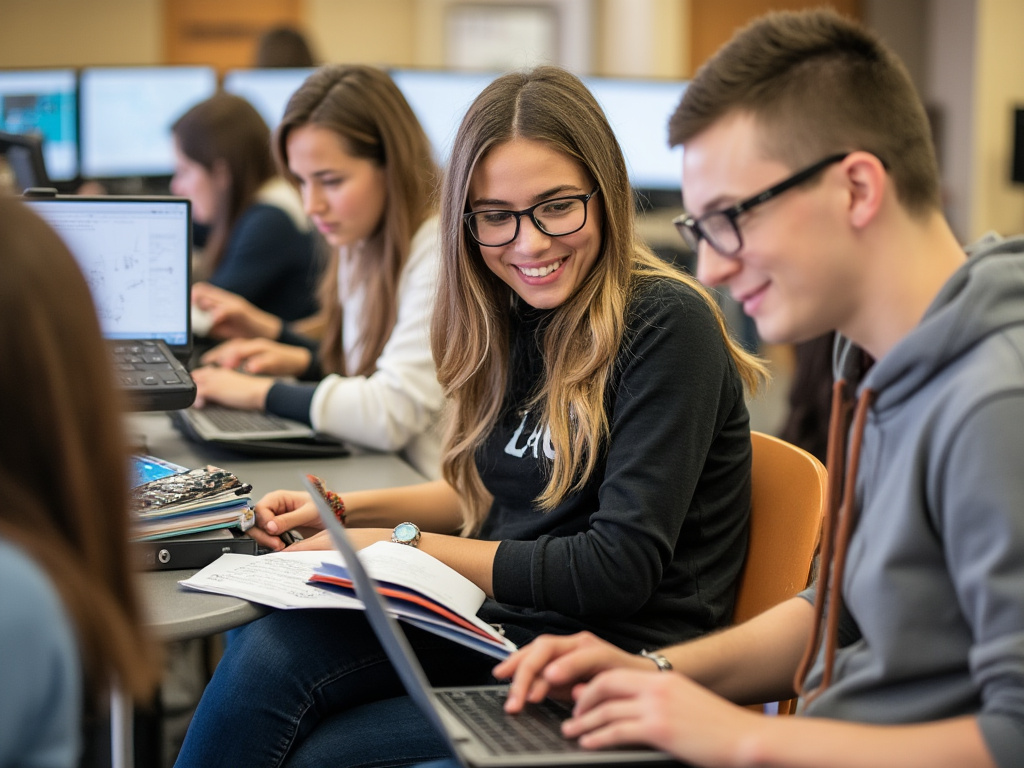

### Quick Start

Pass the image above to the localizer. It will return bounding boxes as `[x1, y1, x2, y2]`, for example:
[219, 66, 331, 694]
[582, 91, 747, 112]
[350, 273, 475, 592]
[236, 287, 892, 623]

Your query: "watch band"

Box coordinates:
[640, 649, 673, 672]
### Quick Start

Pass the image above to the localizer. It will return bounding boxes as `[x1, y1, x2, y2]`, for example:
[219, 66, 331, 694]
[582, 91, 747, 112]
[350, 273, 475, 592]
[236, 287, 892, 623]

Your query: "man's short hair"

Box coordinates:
[669, 9, 941, 215]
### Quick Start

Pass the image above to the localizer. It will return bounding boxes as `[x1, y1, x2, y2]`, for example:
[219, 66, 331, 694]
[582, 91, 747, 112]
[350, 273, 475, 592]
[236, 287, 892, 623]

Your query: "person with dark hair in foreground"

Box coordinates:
[0, 197, 162, 767]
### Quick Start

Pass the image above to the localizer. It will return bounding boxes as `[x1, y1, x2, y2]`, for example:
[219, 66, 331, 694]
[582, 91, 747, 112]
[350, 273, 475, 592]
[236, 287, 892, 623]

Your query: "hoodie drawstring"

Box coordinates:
[795, 379, 876, 704]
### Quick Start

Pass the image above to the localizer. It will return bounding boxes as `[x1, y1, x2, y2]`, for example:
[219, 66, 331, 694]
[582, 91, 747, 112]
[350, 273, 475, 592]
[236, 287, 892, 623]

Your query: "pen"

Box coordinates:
[279, 530, 297, 547]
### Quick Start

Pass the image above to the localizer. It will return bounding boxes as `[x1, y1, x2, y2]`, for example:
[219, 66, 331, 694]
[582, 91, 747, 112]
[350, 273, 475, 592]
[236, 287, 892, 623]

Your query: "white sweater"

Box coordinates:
[309, 217, 444, 478]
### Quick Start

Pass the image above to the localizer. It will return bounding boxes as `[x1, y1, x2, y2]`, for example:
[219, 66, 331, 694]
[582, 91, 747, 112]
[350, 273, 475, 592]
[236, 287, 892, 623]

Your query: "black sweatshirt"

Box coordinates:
[477, 276, 752, 652]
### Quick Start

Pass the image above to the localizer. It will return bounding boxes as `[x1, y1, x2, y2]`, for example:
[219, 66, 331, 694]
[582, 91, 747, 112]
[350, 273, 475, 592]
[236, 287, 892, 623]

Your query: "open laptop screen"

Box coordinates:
[24, 195, 192, 355]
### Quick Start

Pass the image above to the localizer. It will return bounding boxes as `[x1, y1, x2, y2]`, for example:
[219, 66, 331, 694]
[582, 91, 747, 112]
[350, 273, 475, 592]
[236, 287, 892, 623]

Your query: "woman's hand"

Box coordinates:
[493, 632, 643, 713]
[191, 366, 275, 410]
[249, 490, 323, 551]
[192, 282, 283, 340]
[200, 338, 312, 377]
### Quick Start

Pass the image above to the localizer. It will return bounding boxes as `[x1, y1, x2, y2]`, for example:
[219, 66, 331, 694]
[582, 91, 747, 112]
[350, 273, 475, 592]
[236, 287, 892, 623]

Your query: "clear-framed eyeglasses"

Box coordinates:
[464, 187, 600, 248]
[673, 153, 850, 256]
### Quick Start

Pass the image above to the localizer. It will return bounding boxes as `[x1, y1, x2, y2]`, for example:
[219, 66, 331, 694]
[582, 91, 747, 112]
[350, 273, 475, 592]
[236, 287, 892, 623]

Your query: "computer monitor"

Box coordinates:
[222, 67, 316, 129]
[389, 68, 498, 167]
[79, 66, 218, 179]
[583, 76, 688, 205]
[0, 68, 78, 181]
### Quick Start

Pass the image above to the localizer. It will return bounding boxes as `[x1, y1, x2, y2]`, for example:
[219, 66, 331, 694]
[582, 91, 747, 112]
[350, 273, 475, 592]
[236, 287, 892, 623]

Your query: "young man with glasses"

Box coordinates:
[495, 9, 1024, 768]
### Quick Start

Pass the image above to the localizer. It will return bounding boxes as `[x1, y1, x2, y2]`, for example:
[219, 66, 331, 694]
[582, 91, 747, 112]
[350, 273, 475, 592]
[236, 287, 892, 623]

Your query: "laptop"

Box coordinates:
[171, 405, 350, 457]
[24, 192, 197, 412]
[303, 475, 677, 767]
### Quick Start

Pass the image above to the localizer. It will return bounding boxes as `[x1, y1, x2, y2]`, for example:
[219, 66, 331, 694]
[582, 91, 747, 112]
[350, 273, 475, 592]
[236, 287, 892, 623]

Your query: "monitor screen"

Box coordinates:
[79, 66, 218, 179]
[583, 76, 687, 195]
[389, 68, 498, 167]
[0, 68, 78, 181]
[222, 67, 316, 129]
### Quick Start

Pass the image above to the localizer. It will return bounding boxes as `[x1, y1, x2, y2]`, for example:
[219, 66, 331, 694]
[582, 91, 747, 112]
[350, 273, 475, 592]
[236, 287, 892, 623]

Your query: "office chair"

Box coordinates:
[736, 431, 828, 715]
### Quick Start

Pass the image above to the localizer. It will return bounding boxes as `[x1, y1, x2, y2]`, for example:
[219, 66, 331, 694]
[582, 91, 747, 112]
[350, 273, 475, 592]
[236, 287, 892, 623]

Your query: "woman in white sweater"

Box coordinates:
[190, 65, 444, 477]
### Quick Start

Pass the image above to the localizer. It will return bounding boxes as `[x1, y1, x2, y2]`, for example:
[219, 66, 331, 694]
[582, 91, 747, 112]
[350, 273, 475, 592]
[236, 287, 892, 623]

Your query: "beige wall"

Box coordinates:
[0, 0, 162, 66]
[0, 0, 688, 75]
[972, 0, 1024, 240]
[1, 0, 1021, 237]
[306, 0, 418, 68]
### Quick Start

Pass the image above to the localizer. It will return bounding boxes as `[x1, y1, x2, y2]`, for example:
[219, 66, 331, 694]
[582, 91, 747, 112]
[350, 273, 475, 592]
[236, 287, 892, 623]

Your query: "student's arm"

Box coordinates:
[252, 479, 462, 537]
[659, 595, 813, 704]
[497, 596, 813, 712]
[268, 479, 503, 594]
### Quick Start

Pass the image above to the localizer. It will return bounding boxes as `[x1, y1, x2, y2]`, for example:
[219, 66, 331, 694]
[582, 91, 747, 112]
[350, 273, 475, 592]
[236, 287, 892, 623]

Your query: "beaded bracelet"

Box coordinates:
[306, 473, 347, 526]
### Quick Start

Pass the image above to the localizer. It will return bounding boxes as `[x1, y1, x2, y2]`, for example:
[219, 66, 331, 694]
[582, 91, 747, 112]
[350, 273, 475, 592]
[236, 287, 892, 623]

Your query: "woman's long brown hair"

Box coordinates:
[0, 198, 162, 713]
[273, 65, 440, 376]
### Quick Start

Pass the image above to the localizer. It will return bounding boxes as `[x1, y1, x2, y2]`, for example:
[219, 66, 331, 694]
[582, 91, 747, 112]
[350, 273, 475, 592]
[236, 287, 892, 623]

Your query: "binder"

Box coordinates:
[134, 528, 258, 571]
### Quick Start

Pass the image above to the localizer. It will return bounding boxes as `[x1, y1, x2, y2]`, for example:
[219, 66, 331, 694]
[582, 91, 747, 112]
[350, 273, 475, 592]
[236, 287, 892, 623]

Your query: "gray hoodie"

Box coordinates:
[800, 235, 1024, 768]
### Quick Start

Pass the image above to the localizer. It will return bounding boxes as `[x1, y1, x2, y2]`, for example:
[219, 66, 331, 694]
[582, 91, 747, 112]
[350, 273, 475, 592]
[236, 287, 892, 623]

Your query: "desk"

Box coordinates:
[132, 412, 427, 641]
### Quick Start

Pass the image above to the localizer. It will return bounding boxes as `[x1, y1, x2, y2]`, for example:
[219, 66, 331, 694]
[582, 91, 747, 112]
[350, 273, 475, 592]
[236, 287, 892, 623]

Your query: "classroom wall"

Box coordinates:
[1, 0, 1021, 240]
[972, 0, 1024, 240]
[0, 0, 162, 66]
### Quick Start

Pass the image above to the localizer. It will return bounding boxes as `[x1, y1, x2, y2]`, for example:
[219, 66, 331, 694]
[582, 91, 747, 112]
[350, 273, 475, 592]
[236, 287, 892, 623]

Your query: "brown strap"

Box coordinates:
[794, 383, 875, 702]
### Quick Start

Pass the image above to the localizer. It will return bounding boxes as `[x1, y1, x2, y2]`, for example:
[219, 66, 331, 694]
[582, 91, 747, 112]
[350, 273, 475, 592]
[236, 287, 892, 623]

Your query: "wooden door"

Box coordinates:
[163, 0, 304, 73]
[689, 0, 861, 74]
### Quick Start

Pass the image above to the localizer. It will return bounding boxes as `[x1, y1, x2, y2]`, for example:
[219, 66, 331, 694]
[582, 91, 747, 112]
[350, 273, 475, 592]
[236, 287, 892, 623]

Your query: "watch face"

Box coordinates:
[393, 522, 419, 544]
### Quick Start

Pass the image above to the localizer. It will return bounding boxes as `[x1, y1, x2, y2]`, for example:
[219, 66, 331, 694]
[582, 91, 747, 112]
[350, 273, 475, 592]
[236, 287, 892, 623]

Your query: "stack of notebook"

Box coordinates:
[130, 465, 254, 541]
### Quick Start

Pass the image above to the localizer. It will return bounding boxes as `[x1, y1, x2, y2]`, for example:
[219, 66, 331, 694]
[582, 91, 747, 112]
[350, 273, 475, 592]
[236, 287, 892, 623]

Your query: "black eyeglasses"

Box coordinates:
[463, 188, 600, 247]
[673, 153, 850, 256]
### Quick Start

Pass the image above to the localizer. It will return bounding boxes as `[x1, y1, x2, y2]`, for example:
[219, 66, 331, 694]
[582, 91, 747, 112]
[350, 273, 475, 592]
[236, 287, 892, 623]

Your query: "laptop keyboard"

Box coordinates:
[198, 405, 299, 433]
[437, 689, 581, 755]
[110, 340, 196, 411]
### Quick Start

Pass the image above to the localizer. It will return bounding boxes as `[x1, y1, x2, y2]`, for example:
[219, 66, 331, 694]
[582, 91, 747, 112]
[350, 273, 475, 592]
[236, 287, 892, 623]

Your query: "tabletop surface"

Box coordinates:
[132, 411, 426, 641]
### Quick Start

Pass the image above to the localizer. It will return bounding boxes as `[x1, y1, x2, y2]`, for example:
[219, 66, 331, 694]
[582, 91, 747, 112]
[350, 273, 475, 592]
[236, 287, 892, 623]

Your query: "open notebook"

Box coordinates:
[304, 475, 676, 767]
[24, 192, 196, 411]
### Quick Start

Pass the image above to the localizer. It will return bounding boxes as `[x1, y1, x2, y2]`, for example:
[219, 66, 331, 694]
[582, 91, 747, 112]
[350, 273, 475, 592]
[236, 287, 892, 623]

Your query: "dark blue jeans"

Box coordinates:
[172, 609, 494, 768]
[285, 696, 456, 768]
